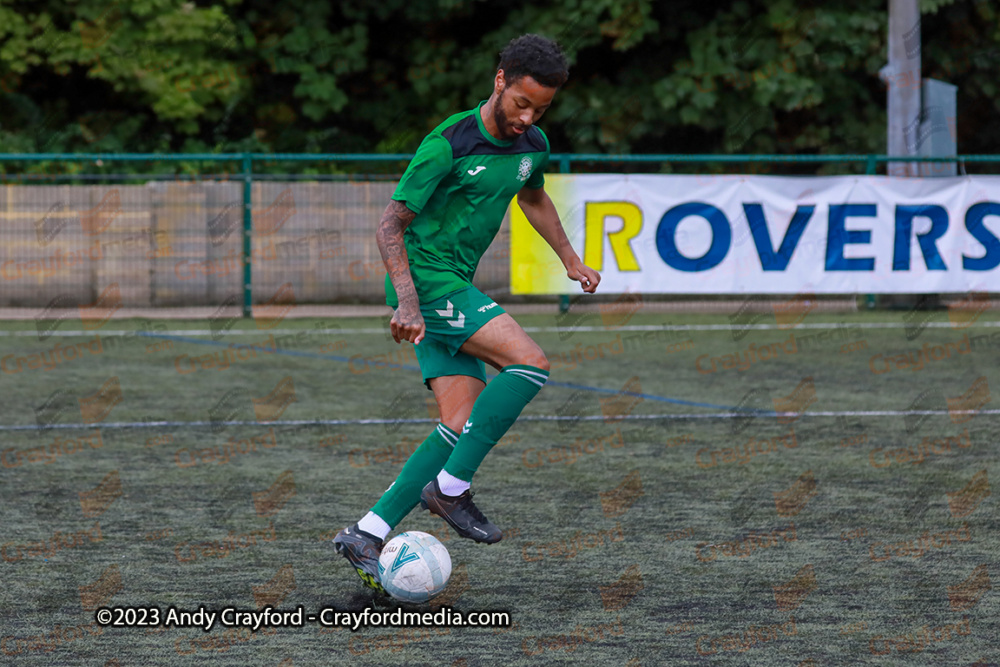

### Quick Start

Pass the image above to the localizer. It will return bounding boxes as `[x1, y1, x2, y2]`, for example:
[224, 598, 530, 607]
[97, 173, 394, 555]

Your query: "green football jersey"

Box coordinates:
[385, 100, 550, 307]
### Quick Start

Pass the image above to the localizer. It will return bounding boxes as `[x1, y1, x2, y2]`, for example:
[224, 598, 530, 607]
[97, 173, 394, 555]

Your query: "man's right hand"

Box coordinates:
[390, 302, 426, 345]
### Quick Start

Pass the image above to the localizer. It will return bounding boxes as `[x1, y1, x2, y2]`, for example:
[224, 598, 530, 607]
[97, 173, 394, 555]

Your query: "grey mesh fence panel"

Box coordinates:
[0, 181, 512, 307]
[153, 181, 243, 307]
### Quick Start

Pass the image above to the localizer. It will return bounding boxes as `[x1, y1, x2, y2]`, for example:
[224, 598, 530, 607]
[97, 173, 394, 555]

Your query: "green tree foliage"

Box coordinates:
[0, 0, 997, 171]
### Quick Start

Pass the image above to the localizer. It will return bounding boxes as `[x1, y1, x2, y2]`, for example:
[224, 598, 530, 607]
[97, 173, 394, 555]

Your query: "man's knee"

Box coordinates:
[519, 349, 550, 372]
[532, 355, 550, 373]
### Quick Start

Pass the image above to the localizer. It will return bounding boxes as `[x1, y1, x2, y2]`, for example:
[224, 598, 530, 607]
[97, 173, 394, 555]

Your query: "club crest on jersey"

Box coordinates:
[517, 156, 533, 182]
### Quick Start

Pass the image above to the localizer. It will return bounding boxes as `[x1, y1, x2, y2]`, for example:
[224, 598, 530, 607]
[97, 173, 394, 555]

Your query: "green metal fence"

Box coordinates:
[1, 153, 998, 314]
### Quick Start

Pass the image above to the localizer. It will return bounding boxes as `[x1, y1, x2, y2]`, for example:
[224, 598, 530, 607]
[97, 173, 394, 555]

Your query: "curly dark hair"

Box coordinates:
[498, 34, 568, 89]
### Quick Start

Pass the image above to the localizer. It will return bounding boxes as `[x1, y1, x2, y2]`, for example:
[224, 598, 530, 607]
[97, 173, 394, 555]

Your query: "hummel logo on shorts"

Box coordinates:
[467, 166, 486, 176]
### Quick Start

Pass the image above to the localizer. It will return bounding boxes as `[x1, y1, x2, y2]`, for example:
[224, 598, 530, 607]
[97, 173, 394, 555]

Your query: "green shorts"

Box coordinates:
[407, 286, 506, 390]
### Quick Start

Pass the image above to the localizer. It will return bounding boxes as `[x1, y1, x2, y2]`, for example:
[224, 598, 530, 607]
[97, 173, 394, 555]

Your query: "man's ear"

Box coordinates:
[494, 69, 506, 95]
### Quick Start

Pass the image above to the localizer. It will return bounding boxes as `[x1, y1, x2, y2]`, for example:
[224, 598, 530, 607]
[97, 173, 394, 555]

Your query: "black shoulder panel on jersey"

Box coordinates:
[442, 117, 547, 158]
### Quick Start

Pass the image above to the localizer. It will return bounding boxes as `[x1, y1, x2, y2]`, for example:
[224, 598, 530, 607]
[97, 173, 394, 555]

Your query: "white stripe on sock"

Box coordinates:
[508, 374, 544, 387]
[506, 371, 545, 387]
[505, 367, 549, 380]
[437, 424, 458, 446]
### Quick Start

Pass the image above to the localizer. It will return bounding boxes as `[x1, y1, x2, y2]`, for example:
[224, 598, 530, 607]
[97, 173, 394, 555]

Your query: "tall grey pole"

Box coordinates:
[882, 0, 921, 177]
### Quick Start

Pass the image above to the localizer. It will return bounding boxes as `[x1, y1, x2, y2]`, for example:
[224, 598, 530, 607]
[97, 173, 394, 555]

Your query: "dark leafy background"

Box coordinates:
[1, 0, 998, 172]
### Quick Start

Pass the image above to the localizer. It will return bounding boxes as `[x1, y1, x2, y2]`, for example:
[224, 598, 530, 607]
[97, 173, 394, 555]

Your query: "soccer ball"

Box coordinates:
[378, 531, 452, 603]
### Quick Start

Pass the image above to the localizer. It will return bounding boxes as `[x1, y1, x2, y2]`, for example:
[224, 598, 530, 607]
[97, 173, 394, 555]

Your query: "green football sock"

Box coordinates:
[443, 364, 550, 482]
[370, 423, 458, 528]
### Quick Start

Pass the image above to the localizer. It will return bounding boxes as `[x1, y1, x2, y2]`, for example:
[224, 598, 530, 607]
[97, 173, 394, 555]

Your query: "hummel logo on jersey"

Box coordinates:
[435, 300, 465, 328]
[467, 166, 486, 176]
[477, 302, 498, 313]
[463, 419, 472, 434]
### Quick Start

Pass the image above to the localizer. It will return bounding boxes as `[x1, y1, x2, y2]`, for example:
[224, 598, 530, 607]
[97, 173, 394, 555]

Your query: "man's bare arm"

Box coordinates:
[376, 200, 426, 343]
[376, 200, 418, 305]
[517, 186, 601, 293]
[516, 186, 576, 266]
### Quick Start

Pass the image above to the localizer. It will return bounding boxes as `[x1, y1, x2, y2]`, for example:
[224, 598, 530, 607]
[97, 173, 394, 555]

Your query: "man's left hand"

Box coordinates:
[566, 261, 601, 293]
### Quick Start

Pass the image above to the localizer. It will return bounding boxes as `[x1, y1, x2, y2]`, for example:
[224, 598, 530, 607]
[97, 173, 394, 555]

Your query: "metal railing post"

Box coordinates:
[865, 154, 877, 307]
[241, 152, 253, 318]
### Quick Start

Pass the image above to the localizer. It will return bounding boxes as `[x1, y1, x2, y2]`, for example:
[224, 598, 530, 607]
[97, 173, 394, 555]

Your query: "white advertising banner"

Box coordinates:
[509, 174, 1000, 294]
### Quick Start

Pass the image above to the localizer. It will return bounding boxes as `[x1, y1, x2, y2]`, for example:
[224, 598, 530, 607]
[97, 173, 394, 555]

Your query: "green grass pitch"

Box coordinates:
[0, 310, 996, 665]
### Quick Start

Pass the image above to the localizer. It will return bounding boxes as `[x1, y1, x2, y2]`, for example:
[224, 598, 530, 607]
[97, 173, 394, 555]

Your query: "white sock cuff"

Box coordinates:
[357, 511, 391, 541]
[436, 469, 471, 496]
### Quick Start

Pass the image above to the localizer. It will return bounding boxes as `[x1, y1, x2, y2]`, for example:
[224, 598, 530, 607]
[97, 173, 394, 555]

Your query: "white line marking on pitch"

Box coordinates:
[2, 321, 998, 337]
[5, 409, 997, 431]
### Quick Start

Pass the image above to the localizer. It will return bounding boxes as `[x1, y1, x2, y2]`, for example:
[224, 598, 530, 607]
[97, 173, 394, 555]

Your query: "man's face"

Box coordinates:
[492, 71, 557, 140]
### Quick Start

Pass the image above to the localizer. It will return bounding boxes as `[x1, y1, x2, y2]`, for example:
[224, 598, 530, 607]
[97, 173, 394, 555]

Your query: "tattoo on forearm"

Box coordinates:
[376, 200, 419, 306]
